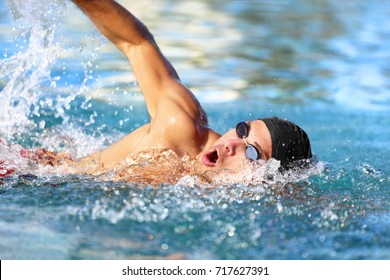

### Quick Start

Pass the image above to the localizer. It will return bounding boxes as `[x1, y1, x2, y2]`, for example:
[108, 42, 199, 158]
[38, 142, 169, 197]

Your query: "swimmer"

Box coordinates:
[3, 0, 312, 184]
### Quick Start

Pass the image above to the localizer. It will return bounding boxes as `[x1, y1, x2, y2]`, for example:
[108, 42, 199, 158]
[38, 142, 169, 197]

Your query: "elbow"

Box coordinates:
[118, 34, 156, 56]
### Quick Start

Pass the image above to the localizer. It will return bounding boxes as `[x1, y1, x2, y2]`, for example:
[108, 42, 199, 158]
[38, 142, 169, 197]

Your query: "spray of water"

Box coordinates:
[0, 0, 63, 138]
[0, 0, 118, 177]
[1, 0, 113, 157]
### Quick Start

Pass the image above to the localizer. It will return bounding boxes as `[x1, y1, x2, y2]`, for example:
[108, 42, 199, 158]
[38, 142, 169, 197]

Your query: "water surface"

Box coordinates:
[0, 0, 389, 259]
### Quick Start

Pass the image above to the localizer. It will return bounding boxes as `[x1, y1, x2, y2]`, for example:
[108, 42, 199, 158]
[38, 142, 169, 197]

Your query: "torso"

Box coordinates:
[70, 107, 220, 185]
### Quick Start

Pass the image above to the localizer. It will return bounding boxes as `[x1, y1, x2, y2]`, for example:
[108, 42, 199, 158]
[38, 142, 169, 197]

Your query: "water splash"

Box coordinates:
[0, 0, 65, 140]
[180, 157, 325, 188]
[0, 0, 114, 159]
[61, 158, 326, 227]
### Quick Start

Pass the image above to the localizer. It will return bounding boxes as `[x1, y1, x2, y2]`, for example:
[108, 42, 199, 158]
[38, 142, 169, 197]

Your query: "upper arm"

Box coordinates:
[72, 0, 199, 121]
[123, 39, 191, 120]
[73, 0, 205, 132]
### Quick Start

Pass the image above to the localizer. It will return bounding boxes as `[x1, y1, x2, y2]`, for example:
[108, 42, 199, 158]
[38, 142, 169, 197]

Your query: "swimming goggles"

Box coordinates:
[236, 122, 262, 161]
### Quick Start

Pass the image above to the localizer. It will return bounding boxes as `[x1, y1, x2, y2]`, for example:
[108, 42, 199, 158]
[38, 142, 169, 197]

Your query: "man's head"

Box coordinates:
[260, 117, 312, 167]
[197, 117, 312, 172]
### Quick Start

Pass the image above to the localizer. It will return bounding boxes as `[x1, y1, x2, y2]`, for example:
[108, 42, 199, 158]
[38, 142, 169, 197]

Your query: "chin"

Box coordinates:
[193, 158, 218, 174]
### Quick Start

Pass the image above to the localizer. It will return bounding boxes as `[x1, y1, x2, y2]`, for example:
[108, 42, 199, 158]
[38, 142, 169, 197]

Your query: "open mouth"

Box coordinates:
[202, 149, 219, 166]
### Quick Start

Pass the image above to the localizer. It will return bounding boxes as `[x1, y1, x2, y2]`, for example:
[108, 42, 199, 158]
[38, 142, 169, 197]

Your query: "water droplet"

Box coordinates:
[39, 120, 45, 129]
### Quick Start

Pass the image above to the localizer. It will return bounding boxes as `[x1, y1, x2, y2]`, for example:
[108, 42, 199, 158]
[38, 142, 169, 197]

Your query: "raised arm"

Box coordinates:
[71, 0, 197, 120]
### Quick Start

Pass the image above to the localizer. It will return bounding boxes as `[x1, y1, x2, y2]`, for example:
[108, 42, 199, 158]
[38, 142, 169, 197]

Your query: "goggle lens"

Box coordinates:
[235, 122, 262, 161]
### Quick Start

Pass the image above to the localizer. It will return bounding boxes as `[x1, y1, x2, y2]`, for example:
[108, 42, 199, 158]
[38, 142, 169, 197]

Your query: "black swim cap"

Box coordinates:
[259, 117, 312, 167]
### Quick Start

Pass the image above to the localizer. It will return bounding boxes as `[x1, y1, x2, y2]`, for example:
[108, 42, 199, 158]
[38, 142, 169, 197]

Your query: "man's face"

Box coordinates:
[195, 120, 272, 173]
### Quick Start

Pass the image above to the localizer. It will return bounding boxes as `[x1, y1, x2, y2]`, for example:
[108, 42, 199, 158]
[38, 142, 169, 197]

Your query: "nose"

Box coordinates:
[224, 139, 241, 156]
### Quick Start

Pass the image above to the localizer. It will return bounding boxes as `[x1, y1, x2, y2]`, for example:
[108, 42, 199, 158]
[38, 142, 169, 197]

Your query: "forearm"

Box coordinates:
[71, 0, 154, 51]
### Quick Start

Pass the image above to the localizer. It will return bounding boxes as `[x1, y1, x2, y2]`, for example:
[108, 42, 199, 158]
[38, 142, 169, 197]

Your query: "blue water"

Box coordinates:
[0, 0, 389, 259]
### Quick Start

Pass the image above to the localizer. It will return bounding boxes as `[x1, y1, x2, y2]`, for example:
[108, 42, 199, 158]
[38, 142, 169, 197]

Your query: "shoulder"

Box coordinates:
[152, 79, 208, 128]
[149, 86, 210, 154]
